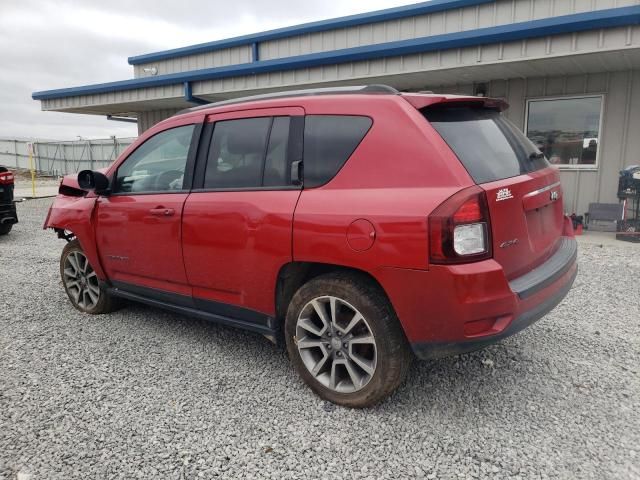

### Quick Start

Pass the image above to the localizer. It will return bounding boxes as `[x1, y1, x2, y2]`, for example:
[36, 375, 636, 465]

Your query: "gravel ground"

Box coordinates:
[1, 198, 639, 480]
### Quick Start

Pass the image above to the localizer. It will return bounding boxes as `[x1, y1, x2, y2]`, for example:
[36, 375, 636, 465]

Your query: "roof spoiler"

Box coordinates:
[402, 94, 509, 111]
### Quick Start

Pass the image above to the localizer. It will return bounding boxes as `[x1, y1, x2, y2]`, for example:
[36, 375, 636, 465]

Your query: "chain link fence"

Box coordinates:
[0, 137, 136, 176]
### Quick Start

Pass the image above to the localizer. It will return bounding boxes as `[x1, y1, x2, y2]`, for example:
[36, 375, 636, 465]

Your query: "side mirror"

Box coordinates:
[78, 170, 110, 195]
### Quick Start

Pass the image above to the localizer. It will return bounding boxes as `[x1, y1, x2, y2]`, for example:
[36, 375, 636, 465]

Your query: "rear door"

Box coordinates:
[181, 107, 304, 320]
[423, 105, 564, 279]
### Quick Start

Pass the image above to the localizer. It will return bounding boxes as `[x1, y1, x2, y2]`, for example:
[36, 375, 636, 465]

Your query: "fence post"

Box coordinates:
[88, 140, 94, 170]
[34, 142, 40, 173]
[112, 136, 118, 163]
[28, 143, 36, 197]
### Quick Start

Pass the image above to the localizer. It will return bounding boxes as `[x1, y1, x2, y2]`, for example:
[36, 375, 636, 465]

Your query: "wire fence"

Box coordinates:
[0, 137, 136, 176]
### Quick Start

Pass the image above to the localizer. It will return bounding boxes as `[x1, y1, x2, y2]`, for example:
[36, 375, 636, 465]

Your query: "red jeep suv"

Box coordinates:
[44, 85, 577, 407]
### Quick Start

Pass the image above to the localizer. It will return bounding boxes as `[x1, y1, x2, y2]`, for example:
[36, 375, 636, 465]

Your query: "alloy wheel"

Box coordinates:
[295, 296, 377, 393]
[63, 250, 100, 310]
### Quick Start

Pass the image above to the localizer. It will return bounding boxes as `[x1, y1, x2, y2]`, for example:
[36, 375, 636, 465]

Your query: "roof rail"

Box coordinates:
[178, 84, 399, 114]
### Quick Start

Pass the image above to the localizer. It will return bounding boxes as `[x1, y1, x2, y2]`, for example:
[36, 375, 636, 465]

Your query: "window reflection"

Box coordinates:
[526, 96, 602, 167]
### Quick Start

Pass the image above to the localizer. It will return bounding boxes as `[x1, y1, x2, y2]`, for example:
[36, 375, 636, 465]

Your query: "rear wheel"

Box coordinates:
[0, 224, 12, 235]
[285, 272, 413, 408]
[60, 240, 119, 314]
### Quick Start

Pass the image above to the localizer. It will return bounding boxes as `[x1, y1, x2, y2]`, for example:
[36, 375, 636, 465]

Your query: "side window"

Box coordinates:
[204, 117, 271, 189]
[303, 115, 372, 188]
[115, 125, 195, 194]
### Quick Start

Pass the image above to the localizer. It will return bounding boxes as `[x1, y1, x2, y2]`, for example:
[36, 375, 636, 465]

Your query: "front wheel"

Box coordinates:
[285, 272, 413, 408]
[60, 240, 119, 314]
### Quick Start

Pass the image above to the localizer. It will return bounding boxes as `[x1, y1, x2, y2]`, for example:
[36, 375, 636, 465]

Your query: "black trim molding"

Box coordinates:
[509, 237, 577, 300]
[109, 281, 276, 336]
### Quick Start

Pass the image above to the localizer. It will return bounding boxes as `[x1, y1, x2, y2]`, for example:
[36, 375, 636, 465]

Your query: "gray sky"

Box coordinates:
[0, 0, 412, 141]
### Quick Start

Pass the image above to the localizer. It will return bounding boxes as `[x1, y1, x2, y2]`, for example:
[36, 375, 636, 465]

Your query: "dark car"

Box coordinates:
[44, 85, 577, 407]
[0, 166, 18, 235]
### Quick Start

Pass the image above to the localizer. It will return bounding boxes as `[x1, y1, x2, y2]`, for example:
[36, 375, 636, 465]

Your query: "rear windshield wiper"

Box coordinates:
[529, 152, 545, 160]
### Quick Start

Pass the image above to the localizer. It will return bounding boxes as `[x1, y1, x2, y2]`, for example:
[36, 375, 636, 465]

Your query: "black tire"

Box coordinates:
[0, 223, 12, 235]
[60, 240, 120, 314]
[285, 272, 413, 408]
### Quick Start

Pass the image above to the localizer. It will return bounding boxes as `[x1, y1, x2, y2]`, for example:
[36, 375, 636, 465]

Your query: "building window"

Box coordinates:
[525, 95, 603, 169]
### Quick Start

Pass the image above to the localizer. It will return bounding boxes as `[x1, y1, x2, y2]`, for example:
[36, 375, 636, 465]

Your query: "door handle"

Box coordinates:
[149, 207, 175, 217]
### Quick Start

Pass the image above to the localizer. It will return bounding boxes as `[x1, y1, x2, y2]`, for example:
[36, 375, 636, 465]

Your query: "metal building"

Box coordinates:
[32, 0, 640, 215]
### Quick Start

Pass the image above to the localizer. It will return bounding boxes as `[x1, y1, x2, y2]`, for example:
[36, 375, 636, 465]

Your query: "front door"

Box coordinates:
[95, 121, 200, 300]
[182, 107, 304, 321]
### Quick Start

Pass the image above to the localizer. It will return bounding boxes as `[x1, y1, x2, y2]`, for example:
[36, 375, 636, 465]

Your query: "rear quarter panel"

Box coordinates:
[293, 96, 474, 272]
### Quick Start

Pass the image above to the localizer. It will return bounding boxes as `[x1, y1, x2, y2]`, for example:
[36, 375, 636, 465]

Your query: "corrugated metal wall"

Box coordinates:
[134, 46, 251, 78]
[258, 0, 640, 60]
[137, 109, 181, 134]
[45, 23, 637, 112]
[42, 18, 640, 114]
[39, 0, 640, 113]
[131, 0, 640, 76]
[190, 24, 640, 98]
[41, 84, 184, 112]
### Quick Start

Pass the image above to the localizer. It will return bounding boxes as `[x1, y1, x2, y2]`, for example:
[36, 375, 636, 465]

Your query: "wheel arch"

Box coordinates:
[274, 261, 393, 326]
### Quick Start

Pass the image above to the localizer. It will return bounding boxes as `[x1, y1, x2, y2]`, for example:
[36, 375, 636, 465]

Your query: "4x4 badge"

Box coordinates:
[496, 188, 514, 202]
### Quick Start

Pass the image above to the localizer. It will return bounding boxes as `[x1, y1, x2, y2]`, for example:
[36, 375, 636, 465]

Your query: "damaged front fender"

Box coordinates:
[44, 194, 106, 281]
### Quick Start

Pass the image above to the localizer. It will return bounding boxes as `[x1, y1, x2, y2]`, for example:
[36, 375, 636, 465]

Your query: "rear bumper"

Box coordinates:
[411, 264, 577, 359]
[377, 236, 578, 360]
[0, 202, 18, 225]
[508, 237, 576, 300]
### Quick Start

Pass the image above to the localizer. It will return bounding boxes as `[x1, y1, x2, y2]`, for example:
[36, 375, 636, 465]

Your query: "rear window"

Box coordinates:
[423, 106, 548, 184]
[303, 115, 372, 188]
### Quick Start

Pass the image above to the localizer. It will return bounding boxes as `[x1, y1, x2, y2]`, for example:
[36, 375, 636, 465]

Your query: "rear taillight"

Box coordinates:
[429, 185, 492, 264]
[0, 171, 14, 185]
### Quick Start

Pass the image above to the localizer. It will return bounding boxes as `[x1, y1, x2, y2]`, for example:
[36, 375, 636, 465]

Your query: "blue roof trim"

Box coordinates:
[33, 6, 640, 101]
[127, 0, 494, 65]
